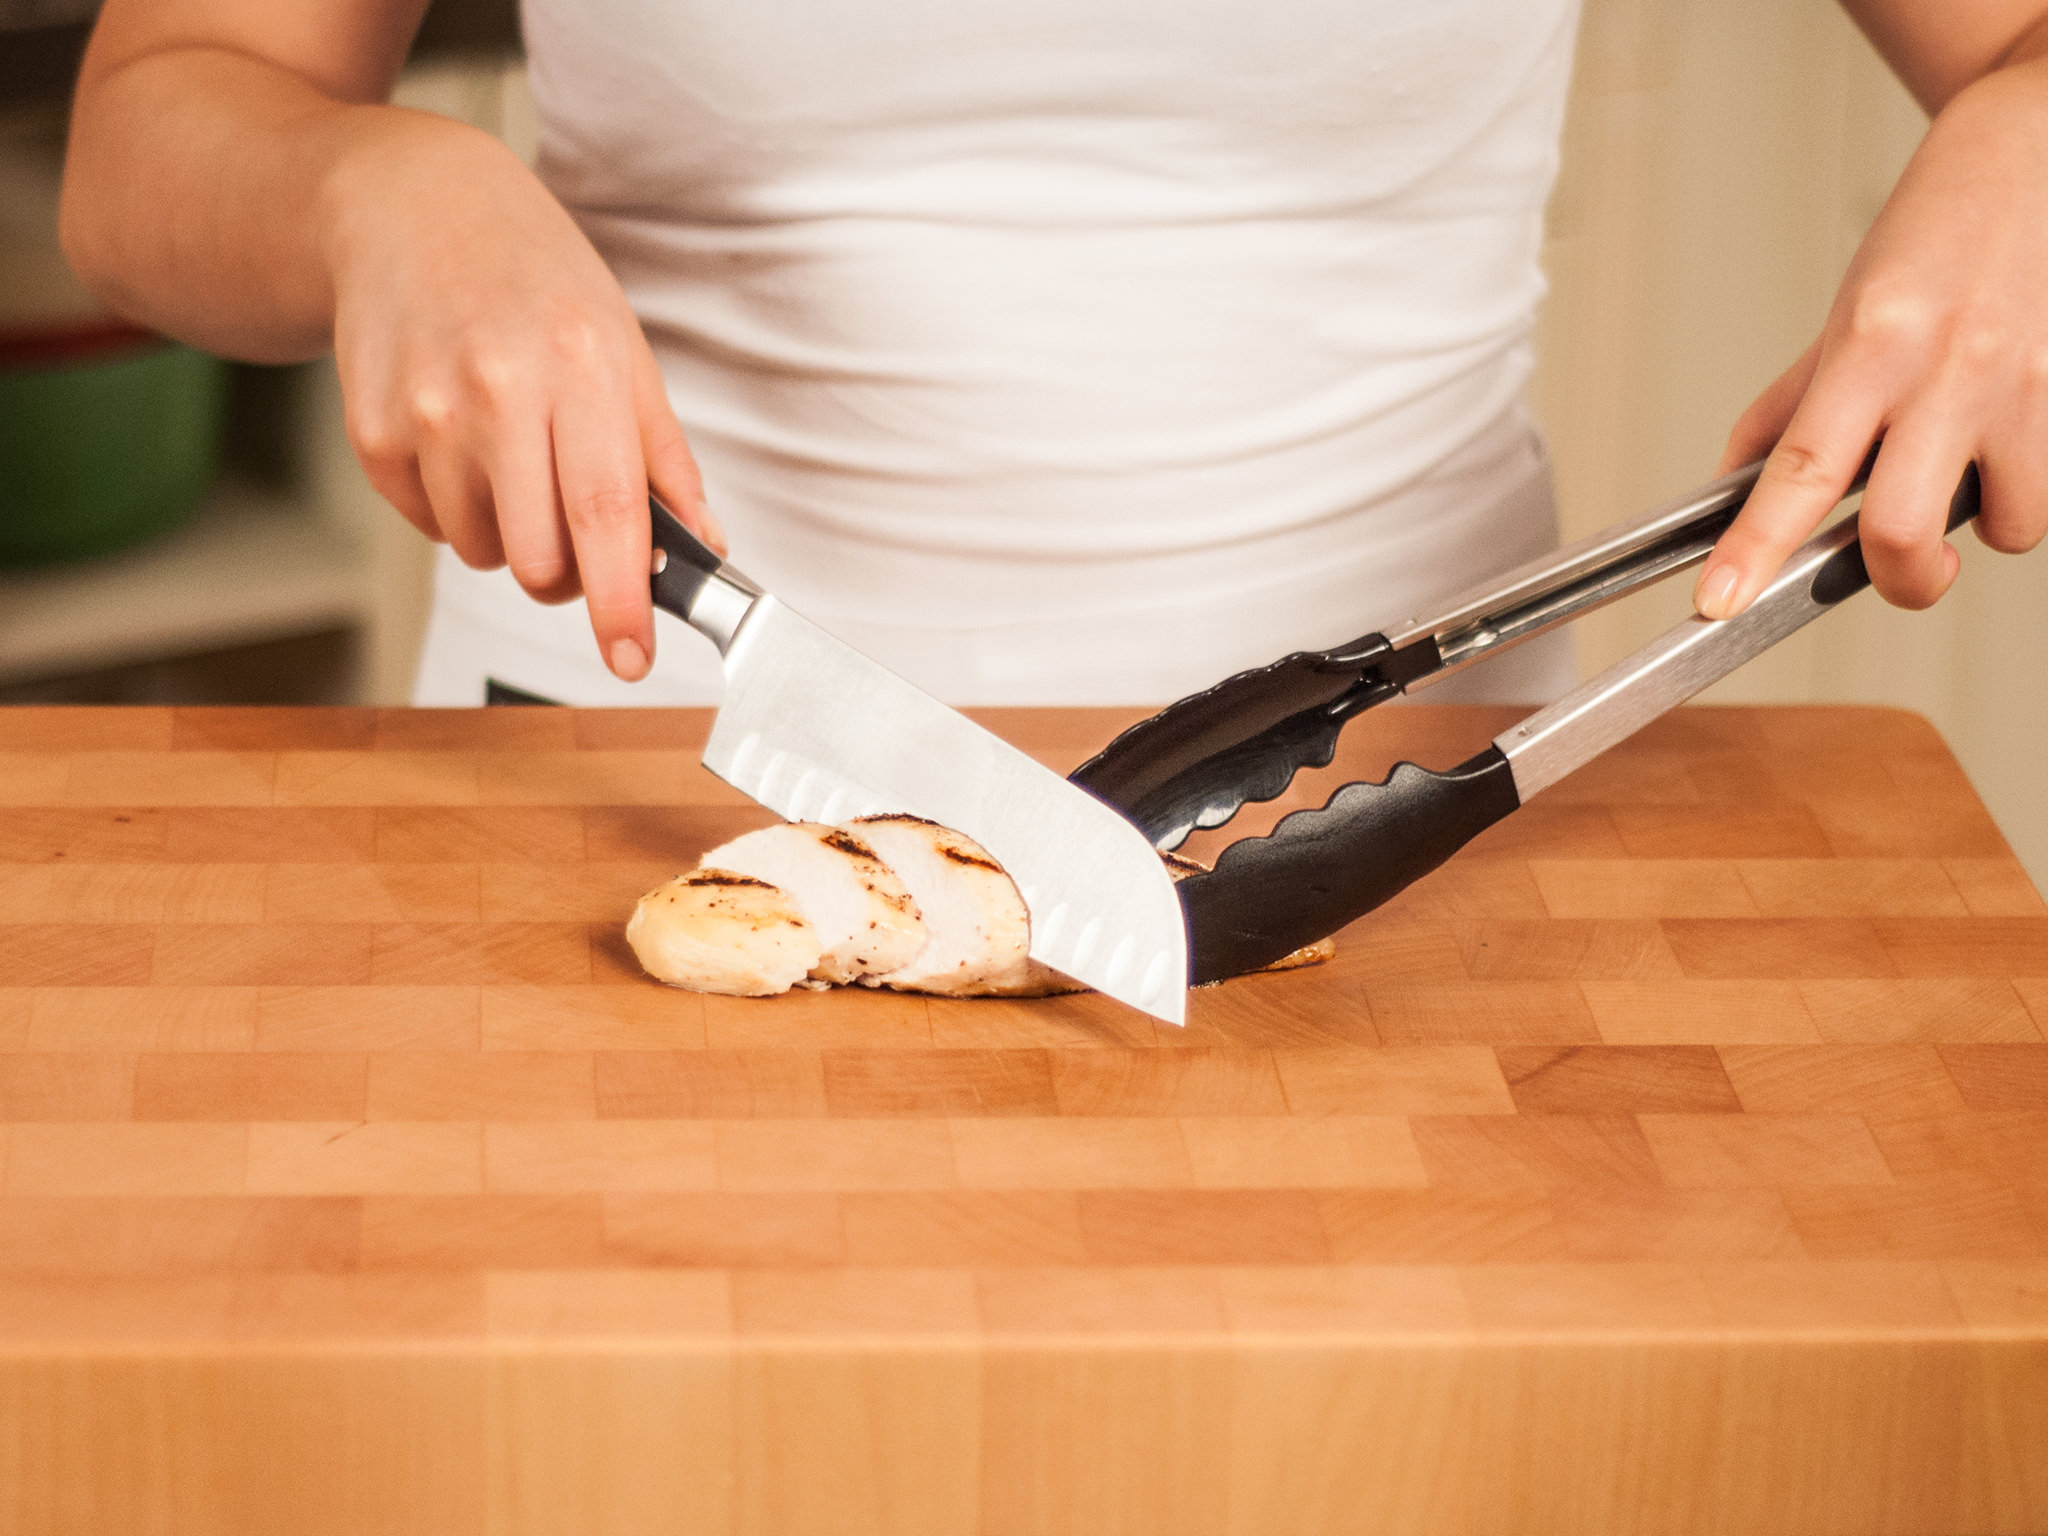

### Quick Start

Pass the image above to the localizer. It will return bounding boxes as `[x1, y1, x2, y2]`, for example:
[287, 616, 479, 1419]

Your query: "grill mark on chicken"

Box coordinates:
[697, 822, 927, 986]
[850, 815, 1032, 994]
[627, 870, 822, 995]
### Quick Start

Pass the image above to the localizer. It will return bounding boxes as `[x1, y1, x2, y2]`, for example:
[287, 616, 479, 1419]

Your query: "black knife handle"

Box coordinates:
[648, 498, 726, 623]
[1177, 746, 1520, 982]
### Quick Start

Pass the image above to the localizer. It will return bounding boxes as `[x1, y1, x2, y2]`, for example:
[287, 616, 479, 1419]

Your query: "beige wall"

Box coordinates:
[1529, 0, 2048, 888]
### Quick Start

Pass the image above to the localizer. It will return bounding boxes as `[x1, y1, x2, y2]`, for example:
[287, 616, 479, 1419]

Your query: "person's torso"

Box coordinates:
[448, 0, 1581, 704]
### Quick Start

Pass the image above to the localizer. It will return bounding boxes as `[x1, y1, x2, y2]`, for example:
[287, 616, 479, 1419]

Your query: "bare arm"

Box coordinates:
[63, 0, 424, 361]
[1696, 1, 2048, 618]
[63, 1, 724, 681]
[1836, 0, 2048, 112]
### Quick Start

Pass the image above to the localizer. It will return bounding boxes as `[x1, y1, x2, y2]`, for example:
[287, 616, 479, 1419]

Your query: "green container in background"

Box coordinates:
[0, 339, 226, 566]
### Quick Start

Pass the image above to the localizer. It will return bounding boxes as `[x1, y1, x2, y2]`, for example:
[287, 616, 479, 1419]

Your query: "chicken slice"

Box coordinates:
[847, 814, 1033, 995]
[699, 822, 926, 984]
[626, 870, 821, 996]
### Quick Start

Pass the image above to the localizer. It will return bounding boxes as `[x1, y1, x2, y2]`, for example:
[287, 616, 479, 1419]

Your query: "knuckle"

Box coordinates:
[343, 405, 403, 465]
[2023, 347, 2048, 393]
[564, 482, 643, 535]
[407, 385, 456, 434]
[1958, 321, 2006, 368]
[1857, 516, 1924, 563]
[511, 557, 575, 599]
[451, 536, 506, 573]
[645, 416, 691, 463]
[548, 313, 607, 366]
[1845, 287, 1935, 351]
[1767, 439, 1838, 492]
[460, 348, 526, 408]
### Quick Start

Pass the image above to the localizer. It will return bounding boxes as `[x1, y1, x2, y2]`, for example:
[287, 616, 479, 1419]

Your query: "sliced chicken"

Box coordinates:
[626, 870, 822, 996]
[847, 814, 1033, 995]
[699, 822, 926, 984]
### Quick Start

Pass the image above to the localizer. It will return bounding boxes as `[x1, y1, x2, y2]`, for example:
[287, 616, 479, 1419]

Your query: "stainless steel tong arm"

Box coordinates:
[1498, 464, 1979, 800]
[1386, 460, 1780, 684]
[1496, 508, 1848, 799]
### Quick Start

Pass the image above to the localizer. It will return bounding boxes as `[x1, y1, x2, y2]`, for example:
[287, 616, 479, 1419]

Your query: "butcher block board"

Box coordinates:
[1, 702, 2045, 1536]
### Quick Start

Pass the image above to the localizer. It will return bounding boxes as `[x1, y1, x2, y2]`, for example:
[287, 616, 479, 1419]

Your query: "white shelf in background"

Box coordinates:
[0, 479, 371, 684]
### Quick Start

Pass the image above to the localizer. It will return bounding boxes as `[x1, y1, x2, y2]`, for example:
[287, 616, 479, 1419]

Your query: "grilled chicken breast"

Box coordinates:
[626, 870, 822, 996]
[848, 815, 1034, 995]
[625, 823, 1332, 1002]
[700, 822, 926, 984]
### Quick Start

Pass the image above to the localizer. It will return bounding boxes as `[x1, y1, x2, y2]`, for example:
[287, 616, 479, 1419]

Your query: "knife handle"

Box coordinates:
[649, 498, 763, 654]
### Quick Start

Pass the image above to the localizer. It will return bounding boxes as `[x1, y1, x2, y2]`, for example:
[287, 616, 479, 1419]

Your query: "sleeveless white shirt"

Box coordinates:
[415, 0, 1583, 706]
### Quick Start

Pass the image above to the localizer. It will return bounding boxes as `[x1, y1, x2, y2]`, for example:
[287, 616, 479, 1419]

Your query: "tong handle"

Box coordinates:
[1398, 451, 1881, 684]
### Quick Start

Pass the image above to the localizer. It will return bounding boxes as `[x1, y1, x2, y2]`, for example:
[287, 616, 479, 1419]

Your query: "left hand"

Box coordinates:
[1695, 53, 2048, 619]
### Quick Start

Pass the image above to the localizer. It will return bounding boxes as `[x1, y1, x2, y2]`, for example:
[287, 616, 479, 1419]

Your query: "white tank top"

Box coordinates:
[417, 0, 1583, 706]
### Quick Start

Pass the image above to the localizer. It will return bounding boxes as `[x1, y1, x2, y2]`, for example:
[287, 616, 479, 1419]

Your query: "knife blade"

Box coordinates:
[647, 500, 1187, 1025]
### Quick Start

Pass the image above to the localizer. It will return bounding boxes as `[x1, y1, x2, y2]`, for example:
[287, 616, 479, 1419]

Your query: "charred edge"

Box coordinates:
[851, 812, 941, 829]
[685, 870, 775, 889]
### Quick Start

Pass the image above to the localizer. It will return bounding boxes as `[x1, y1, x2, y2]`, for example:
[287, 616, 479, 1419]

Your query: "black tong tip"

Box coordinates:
[1070, 632, 1439, 849]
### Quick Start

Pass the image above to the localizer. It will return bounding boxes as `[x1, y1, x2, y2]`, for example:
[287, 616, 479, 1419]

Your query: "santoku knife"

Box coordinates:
[647, 500, 1187, 1025]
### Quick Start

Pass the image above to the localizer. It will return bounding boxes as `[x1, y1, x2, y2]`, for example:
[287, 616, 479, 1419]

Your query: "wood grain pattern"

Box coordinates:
[1, 703, 2044, 1535]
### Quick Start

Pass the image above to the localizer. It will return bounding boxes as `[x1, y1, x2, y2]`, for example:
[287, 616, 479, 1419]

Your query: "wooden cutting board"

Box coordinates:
[1, 702, 2044, 1536]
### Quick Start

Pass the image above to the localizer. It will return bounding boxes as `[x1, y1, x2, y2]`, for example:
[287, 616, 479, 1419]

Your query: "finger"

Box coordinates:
[633, 347, 725, 556]
[1717, 336, 1824, 476]
[362, 452, 443, 544]
[344, 398, 443, 543]
[488, 414, 582, 605]
[1856, 420, 1967, 608]
[418, 449, 506, 571]
[553, 369, 655, 682]
[1976, 460, 2048, 554]
[1973, 415, 2048, 556]
[1694, 361, 1886, 619]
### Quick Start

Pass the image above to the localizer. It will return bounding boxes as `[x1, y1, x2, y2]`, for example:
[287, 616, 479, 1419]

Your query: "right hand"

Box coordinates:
[323, 114, 725, 681]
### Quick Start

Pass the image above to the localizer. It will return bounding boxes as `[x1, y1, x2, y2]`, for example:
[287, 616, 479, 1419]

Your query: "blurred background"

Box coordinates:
[1, 0, 2042, 887]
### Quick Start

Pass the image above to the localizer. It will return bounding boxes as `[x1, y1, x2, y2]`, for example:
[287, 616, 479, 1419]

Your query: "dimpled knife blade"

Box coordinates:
[699, 597, 1187, 1024]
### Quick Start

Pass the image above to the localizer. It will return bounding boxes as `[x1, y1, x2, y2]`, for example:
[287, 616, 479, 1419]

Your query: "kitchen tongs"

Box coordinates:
[1073, 458, 1982, 983]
